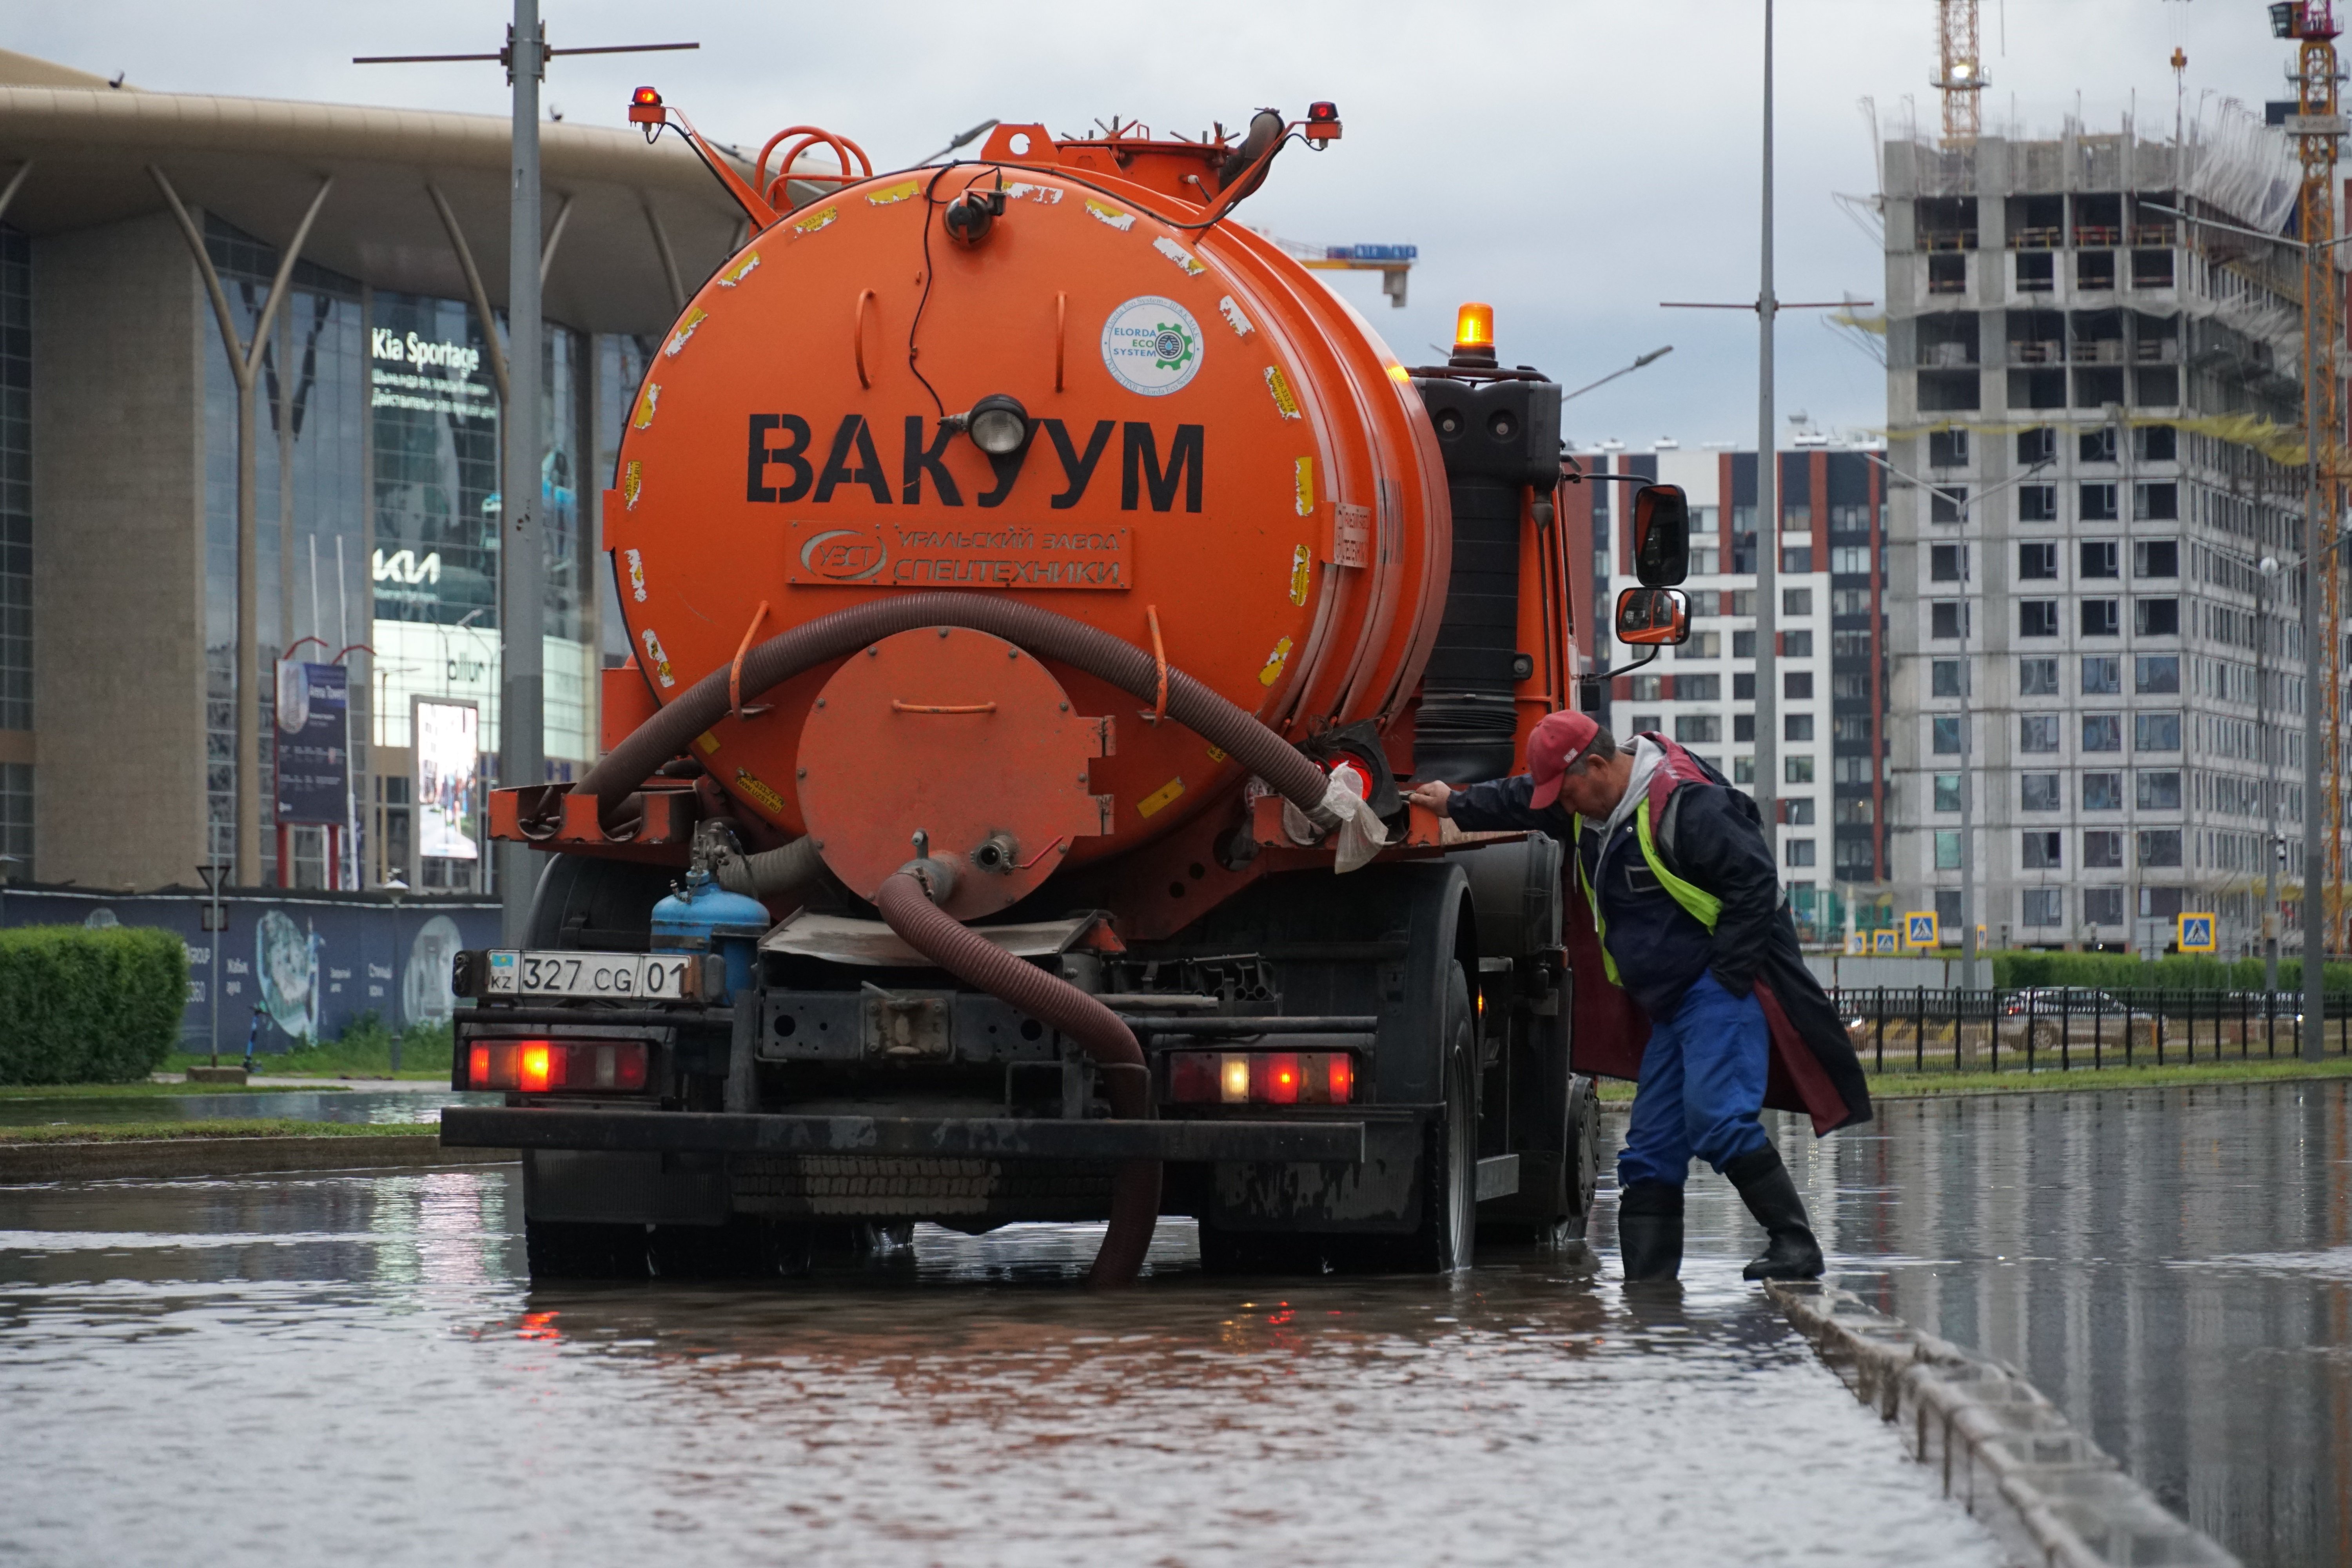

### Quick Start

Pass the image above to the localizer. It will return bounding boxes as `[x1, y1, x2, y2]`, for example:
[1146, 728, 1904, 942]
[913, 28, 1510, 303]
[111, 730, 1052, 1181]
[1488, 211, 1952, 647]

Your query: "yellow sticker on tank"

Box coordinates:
[1219, 296, 1255, 337]
[717, 251, 760, 287]
[1265, 365, 1303, 420]
[1293, 456, 1315, 517]
[1137, 777, 1185, 818]
[1153, 236, 1207, 276]
[694, 731, 721, 756]
[1084, 199, 1136, 232]
[734, 767, 788, 815]
[664, 307, 707, 358]
[639, 627, 675, 688]
[790, 205, 840, 238]
[1288, 544, 1312, 606]
[623, 547, 647, 601]
[622, 460, 643, 511]
[867, 180, 920, 207]
[632, 383, 661, 430]
[1259, 635, 1294, 686]
[1206, 744, 1227, 763]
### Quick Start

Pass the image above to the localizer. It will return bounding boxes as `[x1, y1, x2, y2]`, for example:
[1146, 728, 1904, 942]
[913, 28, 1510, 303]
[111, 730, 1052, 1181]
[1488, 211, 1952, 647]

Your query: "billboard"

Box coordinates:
[414, 697, 481, 862]
[274, 661, 350, 826]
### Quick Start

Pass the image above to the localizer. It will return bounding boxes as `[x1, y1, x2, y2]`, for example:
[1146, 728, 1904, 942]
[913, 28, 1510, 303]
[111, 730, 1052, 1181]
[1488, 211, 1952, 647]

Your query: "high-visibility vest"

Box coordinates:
[1577, 795, 1726, 988]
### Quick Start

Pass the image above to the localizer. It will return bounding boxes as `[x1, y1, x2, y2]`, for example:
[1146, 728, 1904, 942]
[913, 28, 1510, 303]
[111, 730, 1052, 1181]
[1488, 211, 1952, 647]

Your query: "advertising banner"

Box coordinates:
[274, 661, 350, 826]
[415, 697, 481, 862]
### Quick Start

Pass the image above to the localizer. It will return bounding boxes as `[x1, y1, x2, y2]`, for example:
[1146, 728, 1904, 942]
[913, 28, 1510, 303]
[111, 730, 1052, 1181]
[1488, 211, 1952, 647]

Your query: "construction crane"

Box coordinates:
[1256, 233, 1417, 307]
[1934, 0, 1986, 142]
[2272, 1, 2349, 949]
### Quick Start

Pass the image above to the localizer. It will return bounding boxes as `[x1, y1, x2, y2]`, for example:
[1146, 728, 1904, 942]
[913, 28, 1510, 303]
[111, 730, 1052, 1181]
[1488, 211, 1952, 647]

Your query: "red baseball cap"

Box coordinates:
[1526, 710, 1601, 809]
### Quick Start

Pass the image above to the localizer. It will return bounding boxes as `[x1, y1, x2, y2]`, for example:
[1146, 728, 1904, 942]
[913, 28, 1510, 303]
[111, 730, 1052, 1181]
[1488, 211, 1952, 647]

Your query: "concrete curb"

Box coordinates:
[0, 1135, 518, 1183]
[1767, 1281, 2238, 1568]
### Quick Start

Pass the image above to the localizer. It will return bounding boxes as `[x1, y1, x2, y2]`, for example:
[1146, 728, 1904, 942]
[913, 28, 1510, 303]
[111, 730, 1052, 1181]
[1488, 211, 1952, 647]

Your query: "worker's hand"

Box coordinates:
[1406, 781, 1454, 817]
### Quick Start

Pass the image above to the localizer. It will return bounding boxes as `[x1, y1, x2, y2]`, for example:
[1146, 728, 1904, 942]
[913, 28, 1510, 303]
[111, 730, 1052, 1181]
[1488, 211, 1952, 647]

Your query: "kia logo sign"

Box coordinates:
[799, 529, 887, 581]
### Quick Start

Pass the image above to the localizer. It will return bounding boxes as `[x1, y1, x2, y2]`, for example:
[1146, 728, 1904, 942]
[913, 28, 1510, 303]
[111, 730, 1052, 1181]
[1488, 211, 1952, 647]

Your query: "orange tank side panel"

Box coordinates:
[599, 659, 660, 755]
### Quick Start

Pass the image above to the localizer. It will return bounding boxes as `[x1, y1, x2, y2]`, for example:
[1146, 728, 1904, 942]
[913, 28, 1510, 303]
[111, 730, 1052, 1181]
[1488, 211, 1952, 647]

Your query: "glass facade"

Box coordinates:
[0, 219, 27, 880]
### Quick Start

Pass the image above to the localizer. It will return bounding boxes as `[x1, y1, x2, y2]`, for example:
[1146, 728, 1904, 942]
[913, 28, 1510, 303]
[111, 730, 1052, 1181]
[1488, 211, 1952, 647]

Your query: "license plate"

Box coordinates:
[481, 949, 696, 1002]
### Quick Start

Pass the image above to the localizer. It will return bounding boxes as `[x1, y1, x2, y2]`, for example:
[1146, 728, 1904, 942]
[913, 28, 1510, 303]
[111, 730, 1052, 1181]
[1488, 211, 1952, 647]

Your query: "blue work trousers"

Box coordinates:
[1616, 970, 1771, 1189]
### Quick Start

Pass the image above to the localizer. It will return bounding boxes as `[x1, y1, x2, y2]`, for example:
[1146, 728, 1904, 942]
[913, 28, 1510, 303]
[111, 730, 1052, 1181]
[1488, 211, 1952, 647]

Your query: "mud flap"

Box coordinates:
[1205, 1115, 1426, 1232]
[523, 1149, 731, 1227]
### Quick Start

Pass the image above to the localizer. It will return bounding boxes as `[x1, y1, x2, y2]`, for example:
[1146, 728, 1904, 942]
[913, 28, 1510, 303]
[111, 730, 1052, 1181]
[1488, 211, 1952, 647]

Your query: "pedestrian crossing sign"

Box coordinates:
[2177, 913, 2216, 953]
[1873, 929, 1899, 955]
[1904, 911, 1940, 949]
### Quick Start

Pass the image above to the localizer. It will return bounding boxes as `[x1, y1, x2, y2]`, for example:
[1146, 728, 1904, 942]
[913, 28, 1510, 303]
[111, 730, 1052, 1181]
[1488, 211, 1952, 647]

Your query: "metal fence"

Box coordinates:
[1825, 987, 2352, 1075]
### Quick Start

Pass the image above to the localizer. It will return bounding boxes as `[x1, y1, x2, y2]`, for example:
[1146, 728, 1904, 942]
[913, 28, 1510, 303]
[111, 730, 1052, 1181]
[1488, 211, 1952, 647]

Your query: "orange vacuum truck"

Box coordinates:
[439, 94, 1699, 1285]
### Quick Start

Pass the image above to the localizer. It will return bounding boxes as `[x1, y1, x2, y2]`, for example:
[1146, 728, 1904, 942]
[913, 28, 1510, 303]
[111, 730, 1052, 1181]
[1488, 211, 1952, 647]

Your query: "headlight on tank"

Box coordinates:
[959, 393, 1031, 456]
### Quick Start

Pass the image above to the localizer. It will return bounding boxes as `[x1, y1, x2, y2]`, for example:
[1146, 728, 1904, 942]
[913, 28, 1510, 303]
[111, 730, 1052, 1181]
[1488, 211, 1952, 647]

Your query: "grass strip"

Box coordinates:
[0, 1081, 347, 1101]
[1592, 1056, 2352, 1102]
[161, 1053, 448, 1083]
[0, 1118, 438, 1146]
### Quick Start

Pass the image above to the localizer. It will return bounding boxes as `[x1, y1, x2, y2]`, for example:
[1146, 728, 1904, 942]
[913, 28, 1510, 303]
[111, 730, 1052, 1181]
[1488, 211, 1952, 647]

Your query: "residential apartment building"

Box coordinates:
[1878, 113, 2314, 953]
[1570, 442, 1892, 945]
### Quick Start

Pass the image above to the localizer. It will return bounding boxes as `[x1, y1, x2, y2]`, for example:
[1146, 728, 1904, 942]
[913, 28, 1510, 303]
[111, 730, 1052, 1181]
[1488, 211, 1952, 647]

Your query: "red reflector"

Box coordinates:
[468, 1043, 492, 1090]
[1327, 1054, 1353, 1104]
[1163, 1051, 1355, 1107]
[1265, 1053, 1301, 1104]
[1169, 1052, 1220, 1103]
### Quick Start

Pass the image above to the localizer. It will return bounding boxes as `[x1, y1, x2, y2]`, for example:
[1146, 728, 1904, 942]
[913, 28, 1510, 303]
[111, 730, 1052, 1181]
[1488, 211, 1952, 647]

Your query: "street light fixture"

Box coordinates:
[1561, 346, 1674, 405]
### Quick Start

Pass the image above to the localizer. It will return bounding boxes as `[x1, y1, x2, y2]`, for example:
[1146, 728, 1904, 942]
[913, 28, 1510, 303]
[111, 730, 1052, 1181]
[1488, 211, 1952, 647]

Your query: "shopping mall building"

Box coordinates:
[0, 47, 748, 898]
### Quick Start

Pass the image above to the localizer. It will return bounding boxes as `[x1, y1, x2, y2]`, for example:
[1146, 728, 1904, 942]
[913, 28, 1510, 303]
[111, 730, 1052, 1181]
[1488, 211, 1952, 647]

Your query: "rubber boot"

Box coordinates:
[1615, 1181, 1684, 1283]
[1724, 1146, 1824, 1281]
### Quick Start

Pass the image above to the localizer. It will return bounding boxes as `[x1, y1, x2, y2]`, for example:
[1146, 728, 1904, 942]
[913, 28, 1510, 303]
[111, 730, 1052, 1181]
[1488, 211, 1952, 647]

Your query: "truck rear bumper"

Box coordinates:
[441, 1106, 1367, 1164]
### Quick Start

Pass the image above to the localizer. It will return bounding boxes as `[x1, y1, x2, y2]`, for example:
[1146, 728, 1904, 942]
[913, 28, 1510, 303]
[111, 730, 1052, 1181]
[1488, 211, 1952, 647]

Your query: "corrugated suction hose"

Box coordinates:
[873, 870, 1160, 1288]
[570, 592, 1336, 829]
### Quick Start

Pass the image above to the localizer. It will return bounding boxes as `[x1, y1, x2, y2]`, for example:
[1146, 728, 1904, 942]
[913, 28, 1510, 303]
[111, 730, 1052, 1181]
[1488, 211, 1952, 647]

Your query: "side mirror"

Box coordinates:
[1615, 586, 1691, 646]
[1632, 484, 1690, 586]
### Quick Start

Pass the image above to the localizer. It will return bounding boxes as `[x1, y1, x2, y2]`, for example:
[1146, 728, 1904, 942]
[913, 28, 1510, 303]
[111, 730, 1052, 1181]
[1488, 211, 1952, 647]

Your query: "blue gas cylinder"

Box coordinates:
[650, 868, 771, 1001]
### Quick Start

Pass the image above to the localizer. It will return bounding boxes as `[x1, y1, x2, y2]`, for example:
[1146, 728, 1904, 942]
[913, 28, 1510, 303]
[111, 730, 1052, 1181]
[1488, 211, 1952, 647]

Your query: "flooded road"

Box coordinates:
[0, 1171, 1995, 1566]
[0, 1086, 486, 1129]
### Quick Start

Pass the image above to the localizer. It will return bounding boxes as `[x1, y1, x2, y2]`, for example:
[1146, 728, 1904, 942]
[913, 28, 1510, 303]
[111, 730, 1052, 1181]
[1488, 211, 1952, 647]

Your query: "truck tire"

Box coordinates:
[1398, 962, 1479, 1272]
[1552, 1074, 1602, 1247]
[526, 852, 674, 951]
[646, 1217, 814, 1280]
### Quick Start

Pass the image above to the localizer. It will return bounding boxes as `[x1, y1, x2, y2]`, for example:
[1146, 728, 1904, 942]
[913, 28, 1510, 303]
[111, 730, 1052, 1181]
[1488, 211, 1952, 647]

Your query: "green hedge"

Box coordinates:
[0, 926, 190, 1084]
[1989, 950, 2352, 993]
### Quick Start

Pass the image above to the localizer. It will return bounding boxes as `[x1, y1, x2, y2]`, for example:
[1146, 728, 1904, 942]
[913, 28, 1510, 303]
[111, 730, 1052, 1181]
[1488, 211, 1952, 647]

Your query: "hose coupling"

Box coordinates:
[894, 855, 961, 906]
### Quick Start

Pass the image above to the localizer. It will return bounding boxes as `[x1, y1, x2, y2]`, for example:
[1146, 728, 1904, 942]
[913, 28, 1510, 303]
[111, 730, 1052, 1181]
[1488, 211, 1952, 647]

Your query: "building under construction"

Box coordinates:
[1879, 103, 2327, 953]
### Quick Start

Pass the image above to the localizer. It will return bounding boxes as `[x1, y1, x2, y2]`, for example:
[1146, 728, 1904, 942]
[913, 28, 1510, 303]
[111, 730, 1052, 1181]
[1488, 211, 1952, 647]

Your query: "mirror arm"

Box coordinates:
[1578, 646, 1660, 683]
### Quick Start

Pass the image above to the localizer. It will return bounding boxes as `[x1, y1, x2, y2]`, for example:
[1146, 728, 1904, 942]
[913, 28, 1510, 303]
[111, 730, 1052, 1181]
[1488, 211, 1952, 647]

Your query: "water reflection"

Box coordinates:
[0, 1169, 1997, 1567]
[0, 1088, 490, 1129]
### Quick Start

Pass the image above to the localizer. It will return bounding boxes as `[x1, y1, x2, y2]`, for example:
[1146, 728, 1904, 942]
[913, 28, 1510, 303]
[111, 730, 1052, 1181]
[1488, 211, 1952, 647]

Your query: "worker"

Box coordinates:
[1407, 711, 1869, 1283]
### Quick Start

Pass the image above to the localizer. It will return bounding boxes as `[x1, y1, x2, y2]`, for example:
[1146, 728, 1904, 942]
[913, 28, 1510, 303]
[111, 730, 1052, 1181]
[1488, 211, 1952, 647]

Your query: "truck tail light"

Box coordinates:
[1166, 1051, 1354, 1106]
[468, 1039, 650, 1093]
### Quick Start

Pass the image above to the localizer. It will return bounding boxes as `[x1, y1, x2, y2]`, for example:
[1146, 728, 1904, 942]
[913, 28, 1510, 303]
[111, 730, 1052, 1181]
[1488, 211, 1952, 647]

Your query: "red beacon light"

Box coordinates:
[1304, 101, 1342, 145]
[629, 85, 666, 137]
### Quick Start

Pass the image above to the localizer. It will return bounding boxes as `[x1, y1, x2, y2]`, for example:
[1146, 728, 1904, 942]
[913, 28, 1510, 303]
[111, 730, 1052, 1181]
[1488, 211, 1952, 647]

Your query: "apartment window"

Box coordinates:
[1781, 632, 1815, 659]
[1833, 755, 1875, 784]
[1931, 488, 1966, 524]
[1784, 713, 1815, 742]
[1835, 838, 1875, 874]
[2014, 251, 2054, 292]
[1733, 713, 1755, 742]
[1931, 544, 1968, 582]
[2135, 597, 2179, 636]
[2082, 713, 2122, 751]
[1632, 713, 1662, 735]
[2134, 482, 2179, 521]
[2136, 770, 2183, 810]
[1934, 773, 1962, 812]
[1782, 587, 1813, 615]
[2136, 425, 2177, 461]
[1733, 672, 1755, 700]
[1731, 630, 1756, 658]
[2080, 540, 2119, 578]
[1830, 587, 1872, 615]
[1632, 674, 1664, 701]
[1784, 838, 1817, 867]
[1785, 755, 1815, 784]
[2022, 831, 2062, 869]
[2082, 656, 2120, 695]
[2079, 830, 2122, 869]
[2137, 828, 2184, 867]
[1833, 671, 1871, 700]
[2077, 249, 2116, 289]
[1931, 603, 1966, 640]
[1733, 756, 1756, 783]
[1677, 673, 1721, 701]
[1830, 545, 1871, 573]
[1781, 546, 1813, 573]
[1784, 797, 1817, 825]
[1674, 633, 1722, 661]
[2020, 714, 2059, 752]
[2019, 657, 2059, 695]
[2136, 654, 2180, 693]
[2022, 888, 2065, 928]
[1676, 714, 1722, 744]
[1932, 659, 1967, 697]
[1935, 831, 1962, 869]
[2083, 772, 2124, 810]
[2018, 484, 2058, 522]
[1932, 716, 1962, 754]
[2020, 773, 2062, 811]
[2080, 599, 2120, 637]
[1928, 429, 1970, 466]
[2020, 601, 2059, 637]
[2133, 539, 2178, 578]
[2018, 427, 2057, 463]
[2080, 483, 2119, 521]
[1784, 670, 1813, 698]
[1929, 253, 1968, 293]
[1688, 547, 1719, 574]
[2134, 711, 2181, 752]
[1833, 715, 1870, 744]
[2084, 887, 2125, 926]
[2018, 542, 2058, 579]
[2080, 427, 2118, 463]
[1730, 590, 1757, 615]
[1836, 796, 1875, 824]
[1831, 631, 1873, 657]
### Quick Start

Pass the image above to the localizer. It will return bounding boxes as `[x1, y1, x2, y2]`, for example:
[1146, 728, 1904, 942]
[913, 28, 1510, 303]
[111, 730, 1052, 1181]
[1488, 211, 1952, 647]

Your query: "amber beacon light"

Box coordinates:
[1453, 302, 1495, 352]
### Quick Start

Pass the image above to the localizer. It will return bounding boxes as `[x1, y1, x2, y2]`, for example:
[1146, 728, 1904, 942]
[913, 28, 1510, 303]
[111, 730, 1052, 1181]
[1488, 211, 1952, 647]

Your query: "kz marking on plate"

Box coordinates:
[483, 950, 695, 1001]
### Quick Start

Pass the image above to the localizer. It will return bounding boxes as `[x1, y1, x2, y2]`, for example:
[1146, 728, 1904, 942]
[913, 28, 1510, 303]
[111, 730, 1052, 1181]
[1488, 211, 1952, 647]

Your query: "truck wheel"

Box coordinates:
[1551, 1075, 1602, 1248]
[646, 1217, 814, 1280]
[525, 1219, 649, 1281]
[1399, 962, 1478, 1272]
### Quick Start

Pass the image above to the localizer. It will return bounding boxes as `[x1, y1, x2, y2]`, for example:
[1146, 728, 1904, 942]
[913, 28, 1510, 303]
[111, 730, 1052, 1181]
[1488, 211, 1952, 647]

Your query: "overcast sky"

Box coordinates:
[11, 1, 2302, 445]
